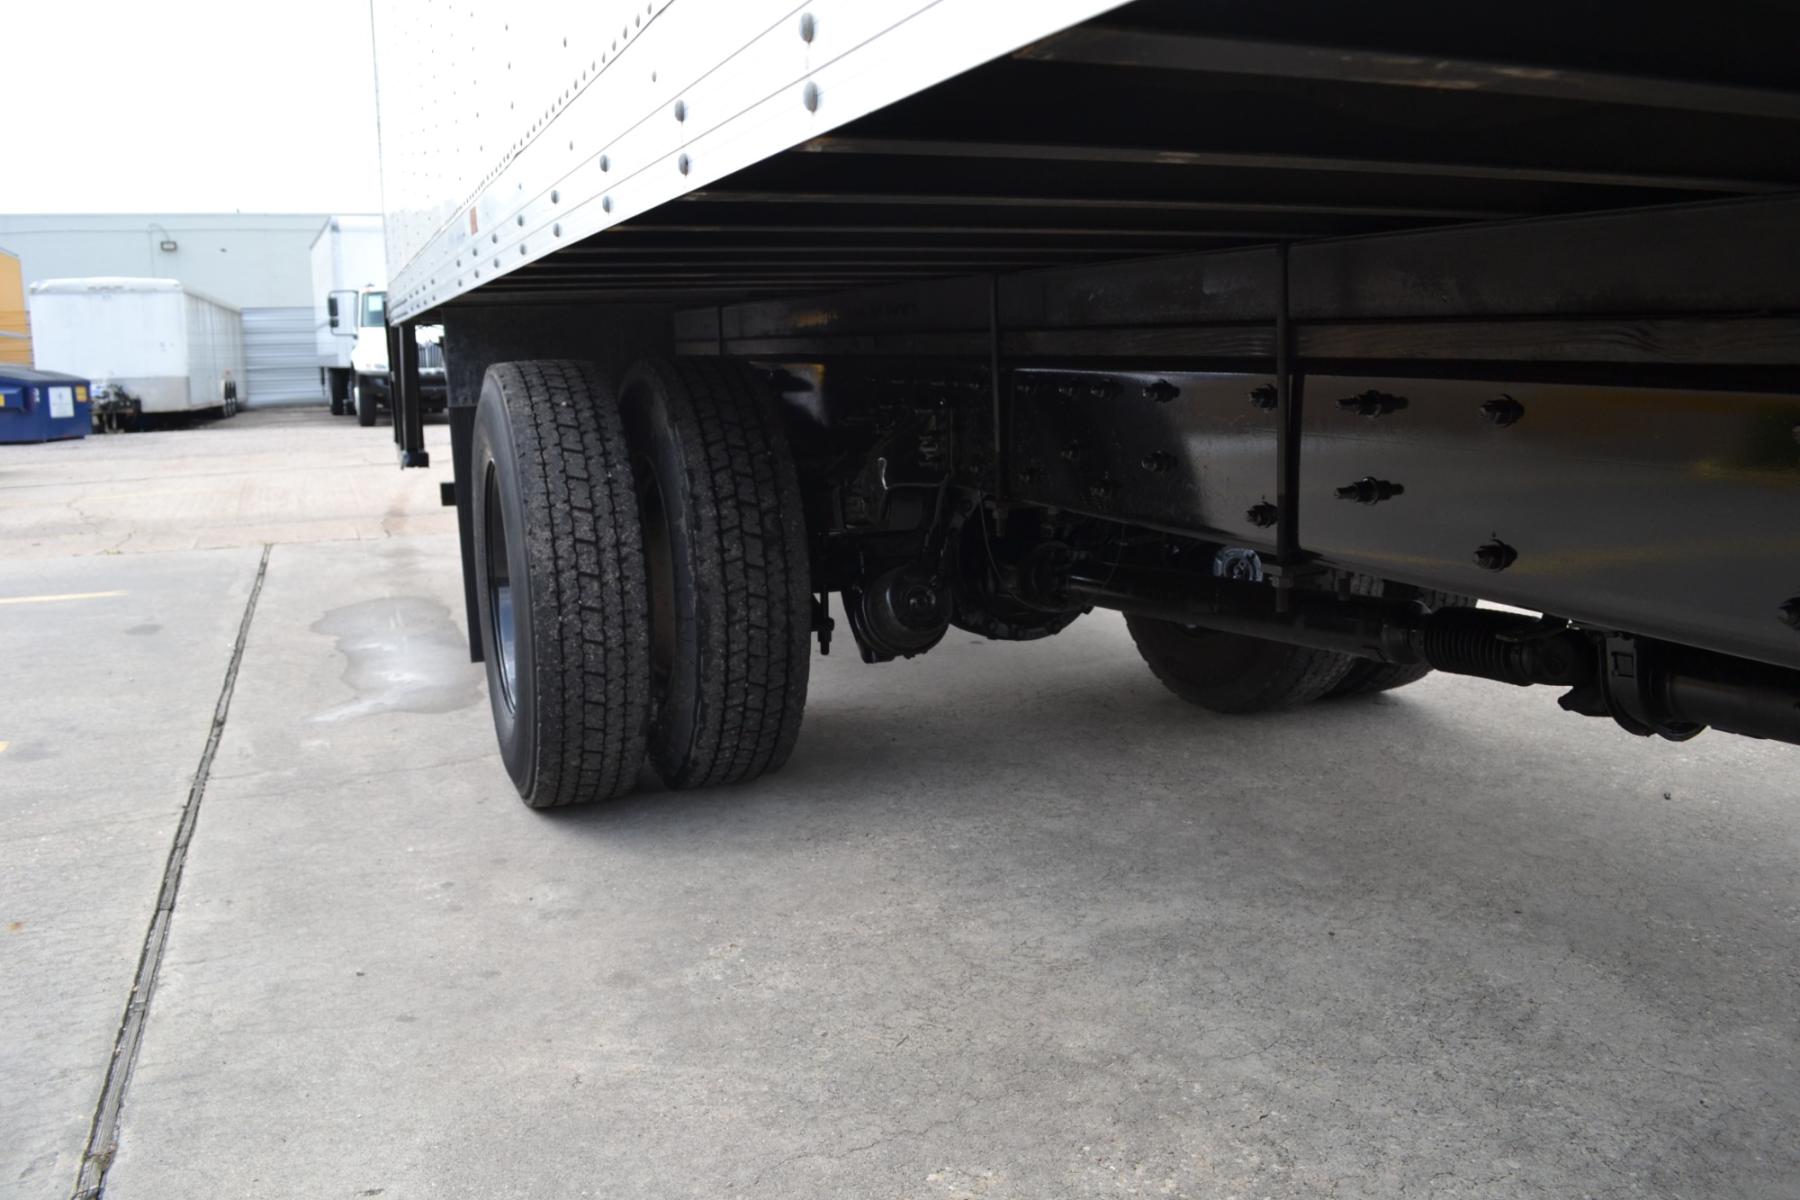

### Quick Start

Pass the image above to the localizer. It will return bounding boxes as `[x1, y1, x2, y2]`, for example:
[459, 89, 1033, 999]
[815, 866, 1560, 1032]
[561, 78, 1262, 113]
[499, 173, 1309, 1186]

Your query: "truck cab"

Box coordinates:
[344, 288, 446, 427]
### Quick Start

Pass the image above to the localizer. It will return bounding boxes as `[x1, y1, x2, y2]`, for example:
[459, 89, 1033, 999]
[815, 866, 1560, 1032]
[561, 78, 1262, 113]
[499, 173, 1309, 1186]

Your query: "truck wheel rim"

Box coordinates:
[483, 465, 519, 712]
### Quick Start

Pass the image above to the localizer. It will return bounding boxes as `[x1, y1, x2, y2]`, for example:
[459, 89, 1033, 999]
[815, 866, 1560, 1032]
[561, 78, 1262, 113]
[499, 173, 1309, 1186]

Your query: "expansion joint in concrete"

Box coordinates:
[70, 544, 273, 1200]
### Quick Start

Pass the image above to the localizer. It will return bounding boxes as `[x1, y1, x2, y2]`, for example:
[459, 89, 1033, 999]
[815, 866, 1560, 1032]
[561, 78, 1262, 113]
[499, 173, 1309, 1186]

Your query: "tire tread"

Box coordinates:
[630, 359, 810, 789]
[496, 360, 650, 807]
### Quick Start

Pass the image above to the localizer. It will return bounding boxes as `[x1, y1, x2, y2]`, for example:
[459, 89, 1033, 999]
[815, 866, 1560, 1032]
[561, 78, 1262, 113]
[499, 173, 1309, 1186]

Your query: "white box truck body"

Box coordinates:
[27, 278, 245, 416]
[309, 216, 387, 409]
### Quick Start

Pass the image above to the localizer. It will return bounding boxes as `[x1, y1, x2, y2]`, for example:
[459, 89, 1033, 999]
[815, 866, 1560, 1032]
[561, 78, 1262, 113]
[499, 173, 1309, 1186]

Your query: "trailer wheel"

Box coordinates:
[617, 359, 811, 789]
[1126, 617, 1354, 713]
[471, 360, 652, 807]
[353, 376, 378, 426]
[1328, 589, 1473, 697]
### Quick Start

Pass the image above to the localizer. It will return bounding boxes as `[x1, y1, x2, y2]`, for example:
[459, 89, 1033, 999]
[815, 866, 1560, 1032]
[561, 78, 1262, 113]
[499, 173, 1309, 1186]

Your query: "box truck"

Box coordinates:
[367, 1, 1800, 809]
[309, 215, 386, 415]
[308, 221, 450, 427]
[343, 289, 448, 428]
[28, 278, 244, 423]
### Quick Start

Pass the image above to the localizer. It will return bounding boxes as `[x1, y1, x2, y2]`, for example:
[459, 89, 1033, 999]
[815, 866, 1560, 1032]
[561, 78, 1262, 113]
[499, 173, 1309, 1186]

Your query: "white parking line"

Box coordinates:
[0, 590, 128, 606]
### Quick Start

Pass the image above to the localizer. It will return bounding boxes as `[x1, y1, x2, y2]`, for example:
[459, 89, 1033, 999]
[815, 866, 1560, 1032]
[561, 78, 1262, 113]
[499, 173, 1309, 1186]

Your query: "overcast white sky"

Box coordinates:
[9, 0, 384, 214]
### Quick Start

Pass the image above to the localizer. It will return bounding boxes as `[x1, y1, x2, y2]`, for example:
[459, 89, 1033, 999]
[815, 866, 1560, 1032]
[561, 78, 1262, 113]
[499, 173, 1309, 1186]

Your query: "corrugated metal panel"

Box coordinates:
[242, 306, 321, 407]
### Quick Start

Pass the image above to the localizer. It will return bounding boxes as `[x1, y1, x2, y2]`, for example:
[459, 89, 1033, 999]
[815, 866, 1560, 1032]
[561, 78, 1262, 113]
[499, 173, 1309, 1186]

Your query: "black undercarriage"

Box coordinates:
[386, 2, 1800, 759]
[645, 192, 1799, 750]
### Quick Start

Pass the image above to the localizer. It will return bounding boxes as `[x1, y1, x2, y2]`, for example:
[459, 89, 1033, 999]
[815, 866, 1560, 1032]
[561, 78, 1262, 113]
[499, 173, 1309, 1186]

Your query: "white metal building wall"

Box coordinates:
[0, 215, 345, 310]
[242, 306, 322, 407]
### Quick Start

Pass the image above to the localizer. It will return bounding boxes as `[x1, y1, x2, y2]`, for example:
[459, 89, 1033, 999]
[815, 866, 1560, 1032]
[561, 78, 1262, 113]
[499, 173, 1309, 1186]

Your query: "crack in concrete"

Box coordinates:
[68, 544, 273, 1200]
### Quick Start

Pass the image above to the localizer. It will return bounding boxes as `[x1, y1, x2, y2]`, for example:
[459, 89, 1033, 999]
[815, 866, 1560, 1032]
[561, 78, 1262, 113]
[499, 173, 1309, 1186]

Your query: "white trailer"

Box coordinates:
[308, 216, 387, 414]
[27, 278, 245, 418]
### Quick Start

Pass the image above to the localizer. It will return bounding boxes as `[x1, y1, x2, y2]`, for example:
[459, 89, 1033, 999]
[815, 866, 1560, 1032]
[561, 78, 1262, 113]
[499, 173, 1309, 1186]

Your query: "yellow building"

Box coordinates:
[0, 249, 30, 365]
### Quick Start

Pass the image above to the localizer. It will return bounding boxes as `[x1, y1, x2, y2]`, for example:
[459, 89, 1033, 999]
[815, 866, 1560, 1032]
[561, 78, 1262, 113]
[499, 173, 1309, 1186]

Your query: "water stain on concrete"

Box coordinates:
[125, 623, 162, 636]
[310, 596, 481, 722]
[2, 743, 55, 763]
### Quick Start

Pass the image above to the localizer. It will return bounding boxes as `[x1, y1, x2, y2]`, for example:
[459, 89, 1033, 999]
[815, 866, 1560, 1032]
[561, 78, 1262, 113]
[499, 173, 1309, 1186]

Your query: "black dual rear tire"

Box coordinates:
[617, 359, 811, 790]
[471, 361, 652, 807]
[470, 357, 810, 806]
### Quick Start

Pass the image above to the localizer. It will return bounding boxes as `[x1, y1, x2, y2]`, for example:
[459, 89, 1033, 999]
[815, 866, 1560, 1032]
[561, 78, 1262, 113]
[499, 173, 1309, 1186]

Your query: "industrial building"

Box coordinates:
[0, 213, 379, 406]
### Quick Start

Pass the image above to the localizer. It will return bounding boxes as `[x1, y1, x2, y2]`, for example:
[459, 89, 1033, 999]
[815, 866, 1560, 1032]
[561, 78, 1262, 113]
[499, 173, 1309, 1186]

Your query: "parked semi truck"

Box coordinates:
[370, 1, 1800, 808]
[28, 278, 243, 426]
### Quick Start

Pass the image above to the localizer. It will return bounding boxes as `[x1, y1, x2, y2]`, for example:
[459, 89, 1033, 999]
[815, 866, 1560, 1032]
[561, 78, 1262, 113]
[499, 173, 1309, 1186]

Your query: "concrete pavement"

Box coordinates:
[0, 409, 454, 558]
[1, 549, 262, 1195]
[3, 409, 1798, 1198]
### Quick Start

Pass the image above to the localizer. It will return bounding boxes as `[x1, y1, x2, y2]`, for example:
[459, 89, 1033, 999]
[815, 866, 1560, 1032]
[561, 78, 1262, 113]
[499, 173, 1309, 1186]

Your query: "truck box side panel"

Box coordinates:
[310, 217, 386, 367]
[310, 221, 341, 364]
[374, 1, 1800, 322]
[373, 0, 1128, 321]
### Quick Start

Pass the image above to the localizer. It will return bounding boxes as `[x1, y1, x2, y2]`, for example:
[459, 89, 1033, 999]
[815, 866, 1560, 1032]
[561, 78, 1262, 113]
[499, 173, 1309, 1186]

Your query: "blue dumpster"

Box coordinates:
[0, 367, 92, 443]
